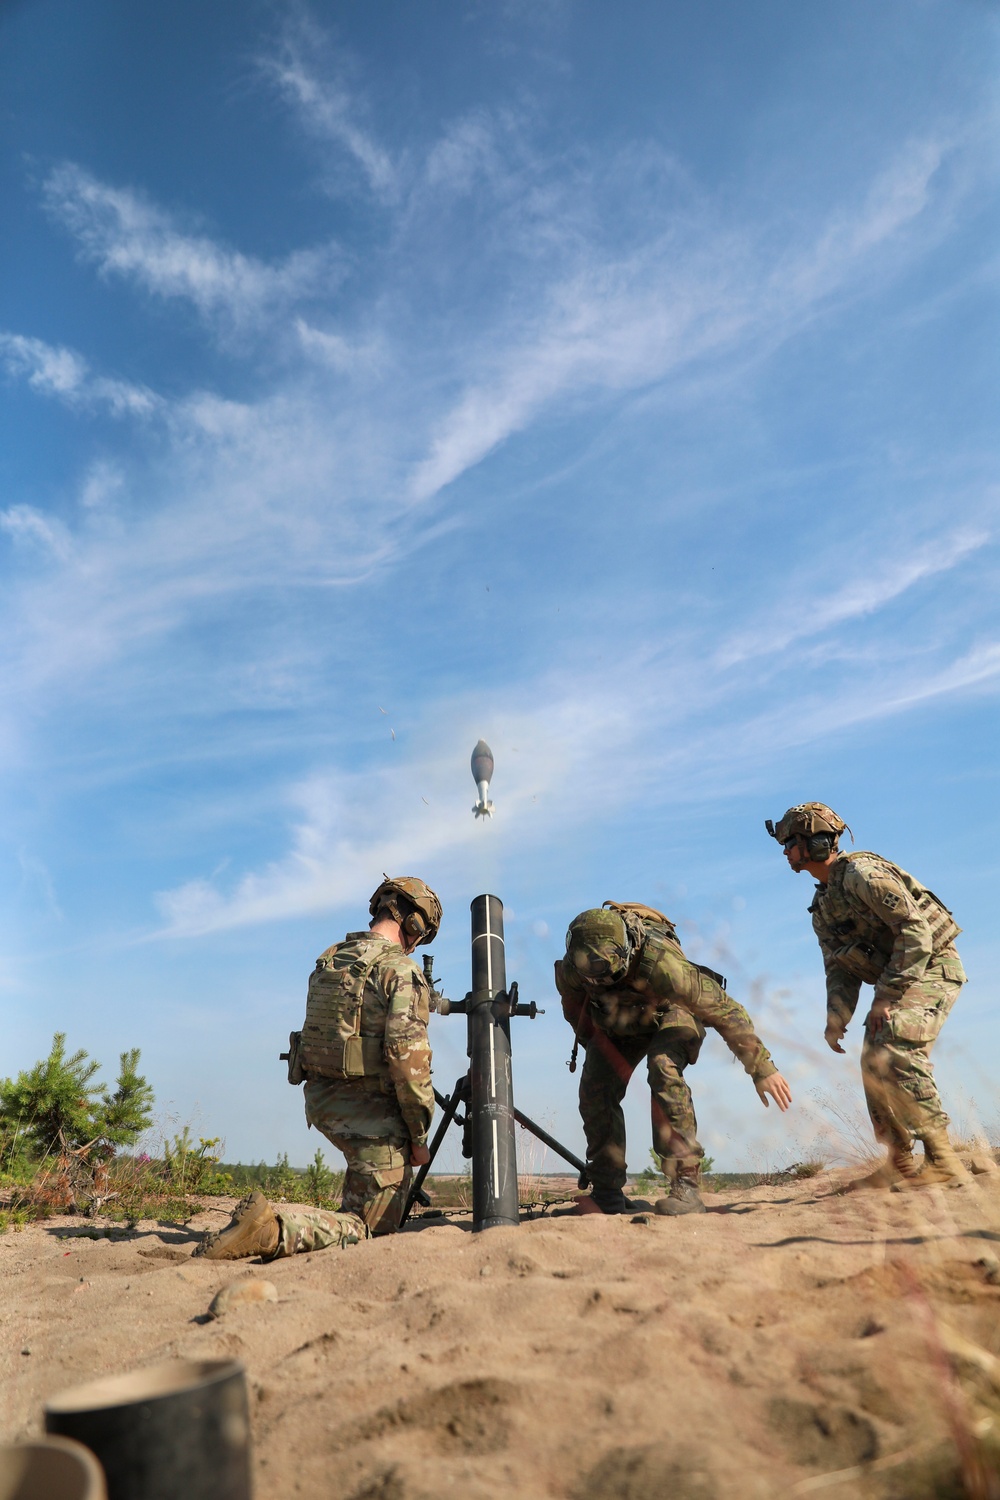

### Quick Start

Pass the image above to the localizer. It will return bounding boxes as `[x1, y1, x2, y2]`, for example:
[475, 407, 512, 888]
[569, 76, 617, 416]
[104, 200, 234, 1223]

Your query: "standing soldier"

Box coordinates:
[198, 876, 440, 1261]
[556, 902, 792, 1217]
[767, 803, 967, 1188]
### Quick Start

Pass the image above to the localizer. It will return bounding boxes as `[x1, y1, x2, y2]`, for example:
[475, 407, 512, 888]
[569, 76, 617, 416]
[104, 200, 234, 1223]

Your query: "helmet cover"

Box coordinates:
[767, 803, 848, 845]
[369, 876, 443, 945]
[564, 908, 633, 987]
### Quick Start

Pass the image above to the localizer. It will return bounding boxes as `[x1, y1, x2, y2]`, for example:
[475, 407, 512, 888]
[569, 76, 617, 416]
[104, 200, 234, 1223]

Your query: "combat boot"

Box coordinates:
[195, 1190, 281, 1260]
[653, 1165, 707, 1217]
[851, 1143, 921, 1191]
[913, 1129, 971, 1188]
[585, 1186, 633, 1215]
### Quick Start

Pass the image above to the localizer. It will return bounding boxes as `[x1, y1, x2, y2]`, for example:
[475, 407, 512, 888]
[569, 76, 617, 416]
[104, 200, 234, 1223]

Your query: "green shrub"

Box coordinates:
[160, 1129, 232, 1196]
[0, 1034, 154, 1161]
[304, 1148, 336, 1205]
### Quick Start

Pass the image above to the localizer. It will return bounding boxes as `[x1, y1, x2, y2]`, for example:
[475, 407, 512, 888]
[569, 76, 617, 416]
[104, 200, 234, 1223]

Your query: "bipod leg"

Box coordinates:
[400, 1074, 469, 1228]
[512, 1105, 589, 1190]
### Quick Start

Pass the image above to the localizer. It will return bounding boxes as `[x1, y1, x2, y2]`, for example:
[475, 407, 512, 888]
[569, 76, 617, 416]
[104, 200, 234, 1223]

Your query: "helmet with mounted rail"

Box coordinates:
[368, 877, 442, 946]
[765, 803, 850, 861]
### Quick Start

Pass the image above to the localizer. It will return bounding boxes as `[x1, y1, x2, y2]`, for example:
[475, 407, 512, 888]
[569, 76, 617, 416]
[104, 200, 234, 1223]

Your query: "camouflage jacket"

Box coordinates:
[555, 918, 777, 1082]
[300, 932, 434, 1145]
[809, 852, 962, 1029]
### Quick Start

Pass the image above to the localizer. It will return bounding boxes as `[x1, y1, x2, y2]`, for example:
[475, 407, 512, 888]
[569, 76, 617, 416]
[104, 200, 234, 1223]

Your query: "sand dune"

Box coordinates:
[3, 1169, 1000, 1498]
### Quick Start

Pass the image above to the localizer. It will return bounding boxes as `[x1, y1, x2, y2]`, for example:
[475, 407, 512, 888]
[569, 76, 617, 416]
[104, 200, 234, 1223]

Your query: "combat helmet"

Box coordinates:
[369, 876, 442, 947]
[765, 803, 852, 859]
[564, 907, 634, 987]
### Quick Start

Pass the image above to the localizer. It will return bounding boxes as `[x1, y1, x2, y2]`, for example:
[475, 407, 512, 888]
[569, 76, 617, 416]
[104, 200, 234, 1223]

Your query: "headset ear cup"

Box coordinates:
[807, 833, 833, 860]
[404, 909, 426, 940]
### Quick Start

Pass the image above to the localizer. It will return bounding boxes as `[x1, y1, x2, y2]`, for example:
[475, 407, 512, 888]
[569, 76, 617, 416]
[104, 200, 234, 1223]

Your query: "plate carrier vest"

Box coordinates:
[299, 936, 390, 1081]
[811, 852, 961, 984]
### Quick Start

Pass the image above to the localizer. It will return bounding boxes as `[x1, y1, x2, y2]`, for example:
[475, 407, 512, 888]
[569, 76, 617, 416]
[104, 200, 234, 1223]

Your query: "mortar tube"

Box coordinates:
[469, 894, 519, 1230]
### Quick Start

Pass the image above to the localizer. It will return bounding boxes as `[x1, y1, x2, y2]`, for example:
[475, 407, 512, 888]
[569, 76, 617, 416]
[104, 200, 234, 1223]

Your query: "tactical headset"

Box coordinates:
[400, 905, 428, 941]
[368, 876, 442, 946]
[764, 820, 837, 862]
[801, 831, 836, 860]
[372, 892, 426, 941]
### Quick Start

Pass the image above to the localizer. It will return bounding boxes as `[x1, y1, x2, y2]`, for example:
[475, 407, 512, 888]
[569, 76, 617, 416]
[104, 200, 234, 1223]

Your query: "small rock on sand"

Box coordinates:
[208, 1279, 278, 1318]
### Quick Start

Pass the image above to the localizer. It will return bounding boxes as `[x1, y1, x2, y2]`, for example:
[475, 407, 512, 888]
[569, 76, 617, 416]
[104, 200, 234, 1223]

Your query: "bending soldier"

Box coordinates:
[767, 803, 967, 1188]
[198, 876, 441, 1261]
[556, 902, 792, 1217]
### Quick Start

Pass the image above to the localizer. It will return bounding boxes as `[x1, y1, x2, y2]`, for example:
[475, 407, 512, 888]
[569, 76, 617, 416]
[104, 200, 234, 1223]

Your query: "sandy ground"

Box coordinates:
[3, 1169, 1000, 1499]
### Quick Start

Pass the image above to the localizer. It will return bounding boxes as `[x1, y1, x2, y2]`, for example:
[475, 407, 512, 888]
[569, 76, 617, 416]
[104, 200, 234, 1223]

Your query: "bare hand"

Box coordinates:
[410, 1142, 431, 1167]
[866, 998, 892, 1037]
[757, 1072, 792, 1111]
[824, 1022, 846, 1054]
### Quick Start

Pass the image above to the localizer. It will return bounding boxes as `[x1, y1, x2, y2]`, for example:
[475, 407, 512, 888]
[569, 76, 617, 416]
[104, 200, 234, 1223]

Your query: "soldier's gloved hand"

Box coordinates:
[824, 1022, 847, 1054]
[410, 1142, 431, 1167]
[866, 997, 892, 1037]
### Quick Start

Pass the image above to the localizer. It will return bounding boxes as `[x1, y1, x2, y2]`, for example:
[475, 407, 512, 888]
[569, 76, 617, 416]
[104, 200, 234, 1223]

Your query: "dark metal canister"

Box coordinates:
[45, 1358, 251, 1500]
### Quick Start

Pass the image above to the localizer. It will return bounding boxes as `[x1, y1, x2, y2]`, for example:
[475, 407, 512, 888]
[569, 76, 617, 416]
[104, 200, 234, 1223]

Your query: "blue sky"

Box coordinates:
[1, 0, 998, 1171]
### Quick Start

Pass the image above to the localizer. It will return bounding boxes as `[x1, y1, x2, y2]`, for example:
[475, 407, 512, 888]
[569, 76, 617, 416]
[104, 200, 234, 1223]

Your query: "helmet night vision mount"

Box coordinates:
[765, 802, 853, 861]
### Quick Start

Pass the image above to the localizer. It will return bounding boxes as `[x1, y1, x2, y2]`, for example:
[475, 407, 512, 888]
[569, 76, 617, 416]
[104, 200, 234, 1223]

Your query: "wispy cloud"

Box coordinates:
[718, 525, 992, 667]
[294, 317, 383, 373]
[409, 136, 956, 501]
[263, 18, 399, 201]
[776, 138, 949, 307]
[0, 331, 159, 416]
[423, 113, 505, 196]
[42, 163, 337, 333]
[0, 505, 72, 560]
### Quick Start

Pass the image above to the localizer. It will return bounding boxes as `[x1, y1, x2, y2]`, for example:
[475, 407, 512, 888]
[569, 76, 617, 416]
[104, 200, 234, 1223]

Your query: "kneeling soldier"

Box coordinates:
[556, 902, 792, 1217]
[198, 876, 441, 1261]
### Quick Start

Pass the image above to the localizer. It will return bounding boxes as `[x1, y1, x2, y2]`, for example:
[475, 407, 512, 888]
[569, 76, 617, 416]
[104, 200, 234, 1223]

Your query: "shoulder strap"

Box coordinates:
[349, 946, 389, 1039]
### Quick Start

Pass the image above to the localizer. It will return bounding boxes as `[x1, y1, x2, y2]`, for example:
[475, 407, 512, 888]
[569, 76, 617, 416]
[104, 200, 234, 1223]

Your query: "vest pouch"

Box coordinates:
[342, 1036, 365, 1078]
[833, 941, 886, 984]
[285, 1031, 306, 1086]
[299, 1034, 387, 1081]
[335, 1036, 388, 1079]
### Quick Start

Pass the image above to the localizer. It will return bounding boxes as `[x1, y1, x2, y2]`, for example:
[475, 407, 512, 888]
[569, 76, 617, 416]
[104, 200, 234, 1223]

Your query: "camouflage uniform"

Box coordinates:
[268, 1204, 370, 1258]
[809, 851, 964, 1145]
[299, 931, 434, 1236]
[556, 907, 777, 1194]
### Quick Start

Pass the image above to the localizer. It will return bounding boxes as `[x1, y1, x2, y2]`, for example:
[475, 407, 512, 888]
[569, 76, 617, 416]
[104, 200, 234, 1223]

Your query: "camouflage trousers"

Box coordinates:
[578, 1027, 703, 1193]
[860, 951, 965, 1146]
[304, 1076, 412, 1236]
[269, 1206, 370, 1259]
